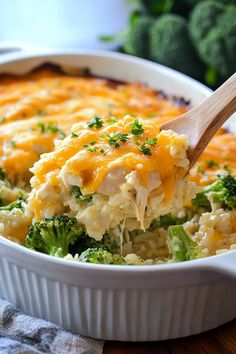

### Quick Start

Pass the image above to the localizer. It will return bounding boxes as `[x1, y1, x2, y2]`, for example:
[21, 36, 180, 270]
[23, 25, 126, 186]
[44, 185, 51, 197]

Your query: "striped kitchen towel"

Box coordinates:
[0, 299, 104, 354]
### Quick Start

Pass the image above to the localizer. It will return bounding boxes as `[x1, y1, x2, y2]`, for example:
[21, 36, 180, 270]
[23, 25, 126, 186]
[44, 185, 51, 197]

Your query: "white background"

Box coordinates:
[0, 0, 135, 49]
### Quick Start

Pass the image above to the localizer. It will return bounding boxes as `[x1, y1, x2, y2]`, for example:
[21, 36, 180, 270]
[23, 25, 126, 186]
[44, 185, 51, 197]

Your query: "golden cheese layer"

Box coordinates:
[32, 115, 186, 189]
[190, 129, 236, 185]
[0, 67, 187, 183]
[29, 115, 190, 222]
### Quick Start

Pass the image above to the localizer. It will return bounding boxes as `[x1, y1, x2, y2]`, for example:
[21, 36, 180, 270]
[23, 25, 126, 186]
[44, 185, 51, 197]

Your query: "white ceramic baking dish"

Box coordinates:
[0, 50, 235, 341]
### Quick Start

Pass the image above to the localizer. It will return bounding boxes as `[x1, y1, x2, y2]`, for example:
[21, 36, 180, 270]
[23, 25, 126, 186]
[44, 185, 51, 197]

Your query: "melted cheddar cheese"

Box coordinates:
[30, 116, 190, 222]
[0, 66, 187, 183]
[32, 116, 186, 191]
[190, 129, 236, 186]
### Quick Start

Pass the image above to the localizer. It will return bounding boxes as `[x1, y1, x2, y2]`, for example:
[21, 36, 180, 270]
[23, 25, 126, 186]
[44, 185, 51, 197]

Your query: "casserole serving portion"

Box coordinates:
[0, 51, 235, 341]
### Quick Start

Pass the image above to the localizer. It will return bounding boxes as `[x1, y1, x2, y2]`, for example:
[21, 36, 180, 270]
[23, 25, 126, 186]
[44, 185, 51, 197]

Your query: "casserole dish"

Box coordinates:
[0, 49, 235, 341]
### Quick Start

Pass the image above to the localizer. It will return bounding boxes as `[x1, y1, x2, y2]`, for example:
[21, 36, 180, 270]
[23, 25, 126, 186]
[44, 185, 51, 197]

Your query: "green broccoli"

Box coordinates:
[167, 225, 204, 262]
[78, 248, 126, 265]
[123, 16, 155, 59]
[190, 1, 236, 81]
[100, 233, 120, 253]
[0, 168, 5, 181]
[140, 0, 174, 15]
[68, 230, 100, 255]
[192, 174, 236, 210]
[24, 215, 85, 258]
[0, 196, 26, 211]
[149, 213, 188, 230]
[71, 186, 93, 203]
[172, 0, 200, 17]
[150, 14, 204, 79]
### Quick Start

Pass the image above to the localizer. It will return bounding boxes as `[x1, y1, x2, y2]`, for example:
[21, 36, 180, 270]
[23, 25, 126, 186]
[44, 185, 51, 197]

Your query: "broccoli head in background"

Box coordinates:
[150, 14, 204, 79]
[78, 248, 126, 265]
[24, 215, 84, 258]
[124, 16, 154, 59]
[167, 225, 204, 262]
[192, 174, 236, 210]
[190, 1, 236, 81]
[140, 0, 173, 15]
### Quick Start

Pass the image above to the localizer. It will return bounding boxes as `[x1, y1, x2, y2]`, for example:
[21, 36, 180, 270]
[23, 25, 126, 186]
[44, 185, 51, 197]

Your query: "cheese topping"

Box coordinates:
[190, 129, 236, 185]
[31, 115, 188, 190]
[0, 67, 187, 183]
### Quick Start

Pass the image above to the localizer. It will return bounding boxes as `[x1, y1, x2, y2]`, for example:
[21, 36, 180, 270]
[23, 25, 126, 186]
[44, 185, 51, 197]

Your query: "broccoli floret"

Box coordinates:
[150, 213, 188, 230]
[100, 233, 120, 253]
[172, 0, 200, 17]
[0, 196, 26, 211]
[78, 248, 126, 265]
[68, 231, 100, 255]
[124, 16, 154, 59]
[140, 0, 173, 15]
[150, 14, 204, 79]
[24, 215, 84, 258]
[0, 168, 5, 181]
[192, 174, 236, 210]
[71, 186, 93, 203]
[167, 225, 204, 262]
[190, 1, 236, 80]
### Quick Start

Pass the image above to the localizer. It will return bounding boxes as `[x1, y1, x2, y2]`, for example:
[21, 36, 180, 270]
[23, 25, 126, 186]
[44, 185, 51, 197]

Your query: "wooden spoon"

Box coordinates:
[160, 73, 236, 170]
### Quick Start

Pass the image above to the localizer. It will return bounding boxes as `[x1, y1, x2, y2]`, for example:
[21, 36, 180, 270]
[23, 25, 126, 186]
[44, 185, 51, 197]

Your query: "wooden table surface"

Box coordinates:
[104, 319, 236, 354]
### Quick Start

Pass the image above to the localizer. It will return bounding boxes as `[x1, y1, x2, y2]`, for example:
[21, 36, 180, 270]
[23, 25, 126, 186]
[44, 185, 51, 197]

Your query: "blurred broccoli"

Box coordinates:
[150, 213, 188, 230]
[100, 233, 120, 253]
[124, 16, 154, 58]
[24, 215, 84, 258]
[167, 225, 204, 262]
[0, 168, 5, 181]
[78, 248, 126, 265]
[0, 196, 26, 212]
[192, 174, 236, 210]
[190, 1, 236, 81]
[69, 230, 120, 255]
[140, 0, 173, 15]
[172, 0, 200, 17]
[71, 186, 93, 203]
[150, 14, 204, 79]
[68, 231, 100, 255]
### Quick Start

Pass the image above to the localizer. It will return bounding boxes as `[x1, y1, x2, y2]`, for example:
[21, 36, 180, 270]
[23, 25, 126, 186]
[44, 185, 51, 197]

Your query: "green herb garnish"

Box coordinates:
[139, 145, 152, 155]
[136, 136, 157, 156]
[36, 109, 47, 116]
[223, 164, 232, 173]
[104, 133, 129, 148]
[0, 117, 6, 124]
[86, 147, 98, 152]
[106, 118, 118, 125]
[206, 160, 219, 168]
[87, 116, 104, 129]
[71, 132, 78, 138]
[146, 137, 157, 146]
[196, 166, 205, 175]
[130, 119, 144, 136]
[37, 122, 66, 137]
[6, 141, 16, 148]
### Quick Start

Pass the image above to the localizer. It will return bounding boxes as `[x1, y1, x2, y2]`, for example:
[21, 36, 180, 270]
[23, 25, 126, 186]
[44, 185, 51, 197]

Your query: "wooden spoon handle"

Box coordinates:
[187, 73, 236, 168]
[188, 94, 236, 168]
[162, 73, 236, 169]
